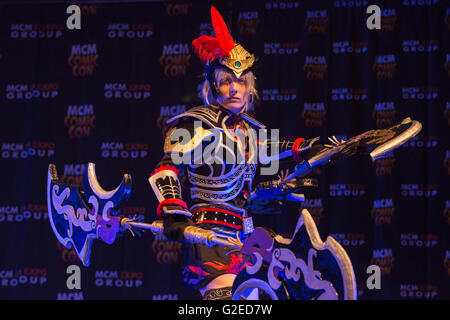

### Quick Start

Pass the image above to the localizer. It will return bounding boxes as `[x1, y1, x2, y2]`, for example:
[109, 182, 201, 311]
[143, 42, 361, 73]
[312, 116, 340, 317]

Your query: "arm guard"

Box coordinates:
[149, 120, 215, 218]
[148, 162, 190, 218]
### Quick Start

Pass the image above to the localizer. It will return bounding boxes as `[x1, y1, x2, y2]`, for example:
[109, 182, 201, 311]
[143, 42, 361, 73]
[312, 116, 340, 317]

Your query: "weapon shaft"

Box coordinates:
[122, 219, 242, 250]
[125, 220, 164, 234]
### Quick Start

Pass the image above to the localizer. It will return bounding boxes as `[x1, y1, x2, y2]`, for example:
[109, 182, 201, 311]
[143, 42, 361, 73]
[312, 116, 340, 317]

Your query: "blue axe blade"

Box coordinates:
[233, 209, 357, 300]
[47, 163, 131, 266]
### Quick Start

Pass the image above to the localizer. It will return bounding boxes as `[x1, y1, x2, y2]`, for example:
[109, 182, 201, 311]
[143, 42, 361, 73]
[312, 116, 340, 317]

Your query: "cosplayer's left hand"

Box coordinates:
[325, 136, 346, 148]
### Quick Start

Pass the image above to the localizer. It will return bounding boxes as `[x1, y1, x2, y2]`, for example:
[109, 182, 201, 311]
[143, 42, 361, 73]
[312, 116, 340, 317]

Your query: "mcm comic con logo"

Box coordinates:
[371, 198, 395, 226]
[107, 23, 154, 39]
[237, 11, 260, 36]
[400, 233, 438, 248]
[371, 248, 394, 276]
[372, 101, 396, 128]
[68, 44, 99, 77]
[302, 102, 326, 128]
[64, 104, 95, 139]
[261, 88, 297, 102]
[400, 184, 438, 197]
[1, 141, 55, 159]
[59, 163, 88, 186]
[332, 41, 368, 54]
[329, 184, 367, 197]
[379, 8, 397, 32]
[0, 268, 47, 288]
[305, 10, 328, 34]
[402, 40, 439, 52]
[104, 83, 151, 100]
[5, 83, 59, 100]
[0, 204, 48, 223]
[100, 142, 149, 159]
[263, 42, 299, 55]
[331, 88, 367, 101]
[94, 270, 143, 288]
[10, 24, 63, 39]
[402, 87, 438, 100]
[303, 56, 327, 80]
[373, 55, 397, 80]
[399, 284, 438, 299]
[159, 43, 191, 77]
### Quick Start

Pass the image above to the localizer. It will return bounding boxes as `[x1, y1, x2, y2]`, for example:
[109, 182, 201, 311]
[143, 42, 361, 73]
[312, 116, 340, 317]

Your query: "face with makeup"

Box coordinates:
[215, 69, 249, 115]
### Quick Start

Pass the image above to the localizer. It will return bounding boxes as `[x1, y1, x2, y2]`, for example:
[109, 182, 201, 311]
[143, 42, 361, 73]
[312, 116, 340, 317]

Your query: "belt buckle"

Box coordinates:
[243, 217, 254, 235]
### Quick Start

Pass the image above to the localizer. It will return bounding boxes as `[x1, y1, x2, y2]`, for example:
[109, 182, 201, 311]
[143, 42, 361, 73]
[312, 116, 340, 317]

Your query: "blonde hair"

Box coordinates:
[201, 68, 259, 113]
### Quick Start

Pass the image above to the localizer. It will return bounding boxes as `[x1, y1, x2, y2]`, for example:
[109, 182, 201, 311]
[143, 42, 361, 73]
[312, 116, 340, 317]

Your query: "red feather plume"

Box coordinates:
[191, 6, 236, 63]
[210, 6, 236, 55]
[192, 35, 226, 63]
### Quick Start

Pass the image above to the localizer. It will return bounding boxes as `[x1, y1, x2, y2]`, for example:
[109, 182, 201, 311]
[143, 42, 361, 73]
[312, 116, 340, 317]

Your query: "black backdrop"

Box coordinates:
[0, 0, 448, 300]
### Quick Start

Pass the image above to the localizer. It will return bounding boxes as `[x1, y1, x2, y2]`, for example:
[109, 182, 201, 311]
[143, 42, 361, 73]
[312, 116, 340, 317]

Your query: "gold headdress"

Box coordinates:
[192, 6, 255, 96]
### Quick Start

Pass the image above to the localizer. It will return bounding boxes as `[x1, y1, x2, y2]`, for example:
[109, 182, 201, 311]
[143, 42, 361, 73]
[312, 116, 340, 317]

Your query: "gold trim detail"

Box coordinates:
[219, 44, 255, 78]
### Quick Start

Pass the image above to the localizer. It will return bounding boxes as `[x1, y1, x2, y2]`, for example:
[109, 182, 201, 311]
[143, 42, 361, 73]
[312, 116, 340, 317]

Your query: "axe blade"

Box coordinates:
[234, 209, 357, 300]
[47, 163, 132, 266]
[302, 117, 423, 172]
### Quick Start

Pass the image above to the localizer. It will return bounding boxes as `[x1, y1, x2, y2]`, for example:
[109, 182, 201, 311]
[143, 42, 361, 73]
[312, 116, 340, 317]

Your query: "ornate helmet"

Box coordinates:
[192, 6, 255, 98]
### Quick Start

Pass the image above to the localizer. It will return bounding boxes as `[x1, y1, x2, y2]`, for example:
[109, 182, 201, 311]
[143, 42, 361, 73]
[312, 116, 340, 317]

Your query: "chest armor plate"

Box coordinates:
[167, 106, 264, 205]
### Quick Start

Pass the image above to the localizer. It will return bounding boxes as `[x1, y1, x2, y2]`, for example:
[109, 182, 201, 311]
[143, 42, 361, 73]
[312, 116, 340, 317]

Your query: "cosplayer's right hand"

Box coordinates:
[162, 211, 194, 242]
[161, 205, 192, 217]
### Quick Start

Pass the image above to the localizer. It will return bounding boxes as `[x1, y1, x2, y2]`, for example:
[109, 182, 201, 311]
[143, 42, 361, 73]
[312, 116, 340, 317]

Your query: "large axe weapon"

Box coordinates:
[285, 117, 422, 180]
[47, 163, 241, 267]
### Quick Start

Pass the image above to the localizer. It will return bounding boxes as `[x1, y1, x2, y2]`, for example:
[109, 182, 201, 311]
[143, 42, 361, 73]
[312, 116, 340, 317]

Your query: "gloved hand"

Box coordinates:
[303, 143, 326, 160]
[162, 209, 194, 242]
[325, 136, 346, 147]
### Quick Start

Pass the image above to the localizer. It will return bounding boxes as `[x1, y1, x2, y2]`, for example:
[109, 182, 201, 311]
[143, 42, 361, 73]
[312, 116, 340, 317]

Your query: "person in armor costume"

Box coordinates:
[149, 7, 324, 300]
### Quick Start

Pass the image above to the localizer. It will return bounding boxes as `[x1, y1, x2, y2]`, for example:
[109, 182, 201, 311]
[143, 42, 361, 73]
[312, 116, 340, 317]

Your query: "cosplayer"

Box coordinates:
[46, 6, 422, 301]
[149, 6, 330, 300]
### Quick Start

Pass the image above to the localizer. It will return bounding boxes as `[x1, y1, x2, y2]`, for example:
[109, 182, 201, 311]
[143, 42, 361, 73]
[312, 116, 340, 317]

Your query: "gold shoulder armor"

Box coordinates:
[164, 125, 217, 154]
